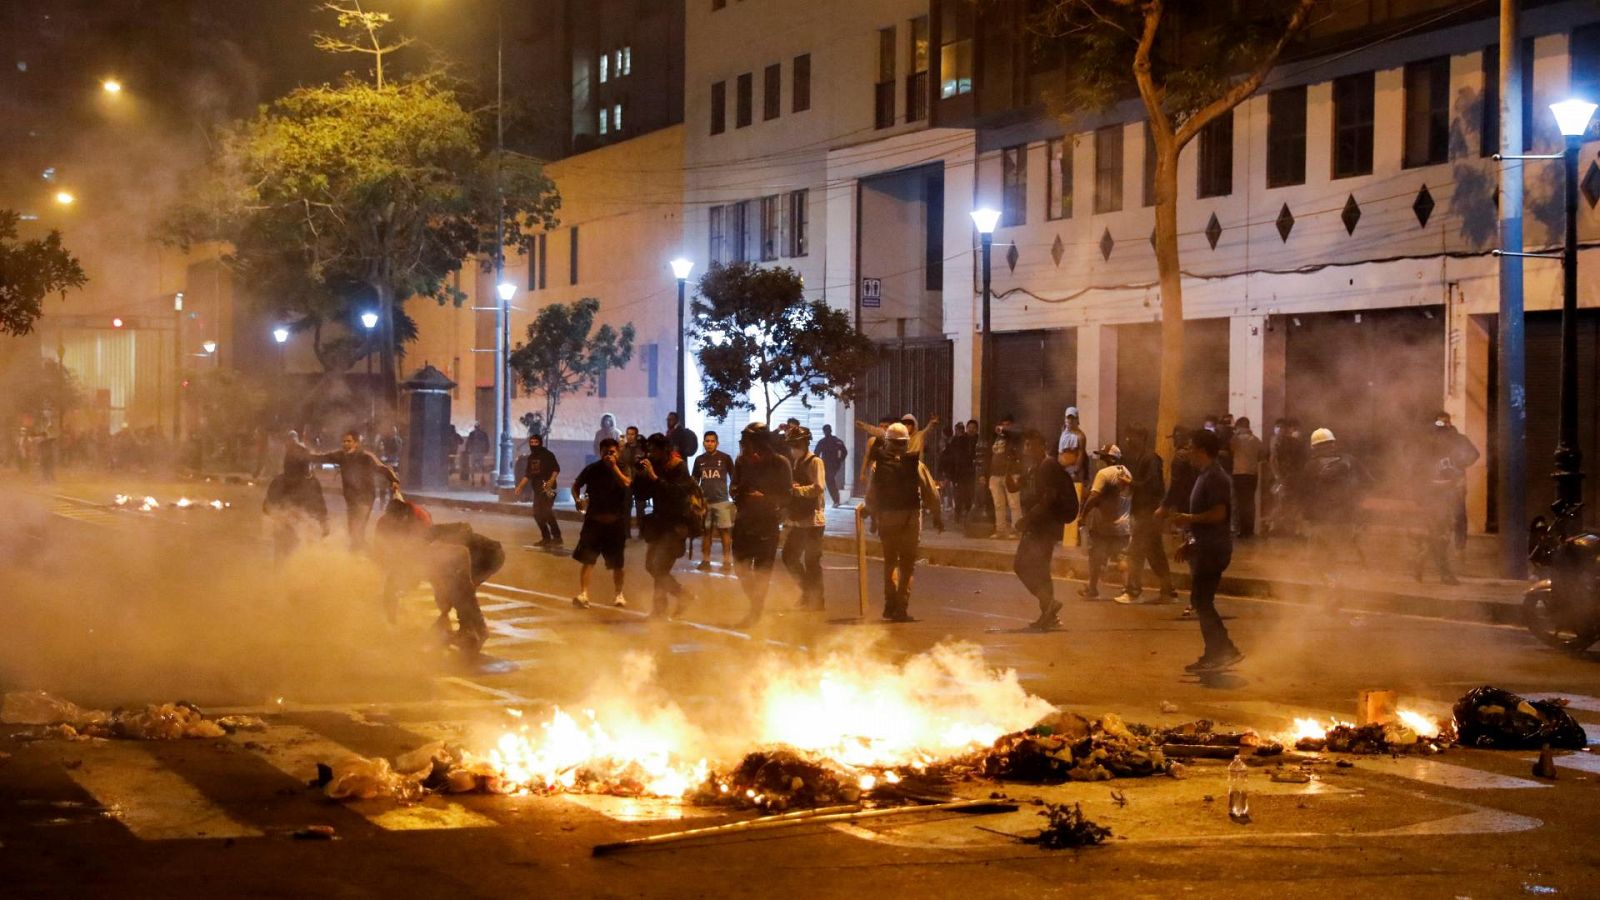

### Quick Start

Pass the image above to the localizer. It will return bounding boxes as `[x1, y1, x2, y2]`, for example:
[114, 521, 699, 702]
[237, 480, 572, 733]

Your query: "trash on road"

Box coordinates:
[322, 754, 426, 802]
[1453, 687, 1588, 750]
[1, 692, 246, 741]
[2, 691, 107, 727]
[291, 825, 337, 841]
[1020, 802, 1112, 849]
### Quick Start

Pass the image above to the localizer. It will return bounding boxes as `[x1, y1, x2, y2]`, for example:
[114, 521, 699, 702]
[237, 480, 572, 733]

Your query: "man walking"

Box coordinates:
[619, 425, 646, 537]
[312, 430, 400, 550]
[633, 433, 699, 618]
[1013, 431, 1078, 630]
[863, 423, 943, 622]
[731, 424, 792, 626]
[1172, 429, 1243, 673]
[693, 431, 735, 571]
[513, 433, 562, 546]
[814, 424, 849, 508]
[782, 426, 827, 611]
[987, 416, 1022, 538]
[570, 437, 632, 609]
[1076, 444, 1132, 601]
[1115, 427, 1176, 604]
[1230, 417, 1264, 539]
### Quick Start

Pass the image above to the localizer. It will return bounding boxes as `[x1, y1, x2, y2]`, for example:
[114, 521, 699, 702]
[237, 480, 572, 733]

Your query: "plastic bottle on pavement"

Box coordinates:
[1228, 755, 1250, 823]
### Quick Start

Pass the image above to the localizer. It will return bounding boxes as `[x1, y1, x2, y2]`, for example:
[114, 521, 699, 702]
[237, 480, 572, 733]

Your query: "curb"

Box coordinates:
[410, 492, 1524, 628]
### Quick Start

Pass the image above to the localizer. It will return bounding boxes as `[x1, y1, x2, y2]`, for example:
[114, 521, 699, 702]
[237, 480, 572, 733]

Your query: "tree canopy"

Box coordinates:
[691, 262, 879, 424]
[0, 210, 87, 337]
[508, 298, 635, 437]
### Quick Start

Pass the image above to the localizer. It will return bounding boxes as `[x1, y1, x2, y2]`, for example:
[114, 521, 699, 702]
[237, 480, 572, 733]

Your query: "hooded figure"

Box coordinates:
[263, 438, 327, 563]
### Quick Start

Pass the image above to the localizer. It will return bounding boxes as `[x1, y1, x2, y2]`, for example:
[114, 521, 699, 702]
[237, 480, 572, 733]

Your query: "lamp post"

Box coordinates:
[670, 258, 694, 426]
[361, 311, 379, 434]
[1550, 99, 1597, 532]
[970, 208, 1000, 434]
[273, 326, 289, 370]
[495, 281, 517, 494]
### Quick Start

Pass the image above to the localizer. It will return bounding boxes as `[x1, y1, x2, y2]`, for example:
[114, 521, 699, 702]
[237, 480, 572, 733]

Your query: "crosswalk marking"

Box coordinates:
[58, 743, 263, 841]
[231, 724, 496, 831]
[1551, 750, 1600, 775]
[1368, 756, 1550, 791]
[1525, 692, 1600, 713]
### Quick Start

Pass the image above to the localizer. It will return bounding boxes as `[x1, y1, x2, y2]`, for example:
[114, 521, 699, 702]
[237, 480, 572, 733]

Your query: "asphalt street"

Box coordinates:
[3, 474, 1600, 898]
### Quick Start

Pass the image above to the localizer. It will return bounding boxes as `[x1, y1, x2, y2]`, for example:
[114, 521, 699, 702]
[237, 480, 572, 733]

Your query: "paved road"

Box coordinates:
[4, 476, 1600, 898]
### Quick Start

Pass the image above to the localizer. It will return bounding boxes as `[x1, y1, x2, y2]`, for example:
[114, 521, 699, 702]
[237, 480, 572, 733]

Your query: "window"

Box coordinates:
[1480, 46, 1499, 157]
[613, 102, 623, 133]
[620, 46, 632, 76]
[1046, 137, 1073, 220]
[1403, 57, 1449, 168]
[793, 54, 811, 112]
[938, 0, 972, 98]
[736, 73, 753, 127]
[729, 202, 748, 263]
[1093, 124, 1123, 214]
[645, 343, 659, 398]
[1142, 122, 1156, 207]
[1196, 111, 1233, 198]
[876, 27, 896, 129]
[760, 195, 781, 260]
[785, 189, 808, 257]
[742, 199, 760, 261]
[1001, 145, 1027, 227]
[764, 63, 781, 121]
[599, 53, 609, 84]
[1332, 71, 1375, 179]
[527, 236, 538, 290]
[569, 226, 579, 285]
[710, 81, 726, 134]
[598, 107, 609, 136]
[537, 234, 547, 289]
[709, 205, 726, 263]
[908, 16, 930, 123]
[1266, 85, 1307, 187]
[924, 174, 943, 290]
[1572, 24, 1600, 139]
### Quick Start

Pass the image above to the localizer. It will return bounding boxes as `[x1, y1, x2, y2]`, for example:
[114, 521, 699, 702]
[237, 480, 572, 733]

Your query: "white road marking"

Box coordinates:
[439, 676, 534, 706]
[1524, 692, 1600, 713]
[1368, 756, 1550, 791]
[482, 582, 804, 650]
[232, 724, 495, 831]
[1551, 751, 1600, 775]
[59, 743, 263, 841]
[484, 619, 562, 645]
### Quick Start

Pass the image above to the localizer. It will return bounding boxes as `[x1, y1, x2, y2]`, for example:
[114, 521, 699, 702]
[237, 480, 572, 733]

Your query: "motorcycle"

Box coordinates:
[1523, 516, 1600, 652]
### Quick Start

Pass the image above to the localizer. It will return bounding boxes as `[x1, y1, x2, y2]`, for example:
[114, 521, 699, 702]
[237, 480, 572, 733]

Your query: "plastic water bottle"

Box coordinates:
[1228, 756, 1250, 823]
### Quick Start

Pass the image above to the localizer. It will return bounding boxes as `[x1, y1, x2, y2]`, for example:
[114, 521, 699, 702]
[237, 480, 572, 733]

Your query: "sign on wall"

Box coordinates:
[861, 277, 882, 308]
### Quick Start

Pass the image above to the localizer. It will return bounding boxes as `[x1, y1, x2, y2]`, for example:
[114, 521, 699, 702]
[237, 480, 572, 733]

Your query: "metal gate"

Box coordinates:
[853, 338, 953, 493]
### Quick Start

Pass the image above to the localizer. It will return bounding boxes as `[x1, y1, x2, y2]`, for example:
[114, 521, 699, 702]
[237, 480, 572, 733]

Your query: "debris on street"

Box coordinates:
[944, 712, 1170, 784]
[1, 692, 255, 741]
[1453, 687, 1588, 750]
[691, 749, 863, 811]
[291, 825, 337, 841]
[1019, 802, 1112, 849]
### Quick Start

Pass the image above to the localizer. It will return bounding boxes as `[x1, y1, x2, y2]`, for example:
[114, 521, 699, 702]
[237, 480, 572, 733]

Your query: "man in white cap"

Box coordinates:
[1300, 427, 1368, 584]
[1058, 407, 1089, 486]
[863, 422, 943, 622]
[1076, 443, 1132, 601]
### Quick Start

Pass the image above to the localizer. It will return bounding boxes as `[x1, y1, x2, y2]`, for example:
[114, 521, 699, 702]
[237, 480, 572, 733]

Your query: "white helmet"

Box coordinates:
[1309, 427, 1336, 447]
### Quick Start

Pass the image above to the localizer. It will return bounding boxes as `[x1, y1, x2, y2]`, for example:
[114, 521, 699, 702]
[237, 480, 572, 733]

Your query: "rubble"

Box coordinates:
[1020, 802, 1112, 849]
[938, 712, 1170, 784]
[691, 749, 862, 811]
[1453, 687, 1587, 750]
[0, 693, 246, 742]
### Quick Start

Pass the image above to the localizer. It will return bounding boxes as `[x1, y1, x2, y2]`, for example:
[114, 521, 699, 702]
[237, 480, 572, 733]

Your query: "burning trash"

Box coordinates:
[1452, 686, 1588, 750]
[110, 494, 230, 512]
[944, 712, 1171, 784]
[1281, 707, 1453, 754]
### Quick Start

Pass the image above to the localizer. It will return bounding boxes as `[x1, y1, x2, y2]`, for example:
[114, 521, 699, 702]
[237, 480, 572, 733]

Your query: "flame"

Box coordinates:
[174, 497, 193, 508]
[1284, 717, 1352, 743]
[140, 496, 160, 512]
[1395, 709, 1441, 739]
[486, 707, 708, 797]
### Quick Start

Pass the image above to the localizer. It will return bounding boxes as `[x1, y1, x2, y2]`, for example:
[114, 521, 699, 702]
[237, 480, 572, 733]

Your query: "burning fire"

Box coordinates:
[110, 494, 229, 512]
[1395, 709, 1443, 739]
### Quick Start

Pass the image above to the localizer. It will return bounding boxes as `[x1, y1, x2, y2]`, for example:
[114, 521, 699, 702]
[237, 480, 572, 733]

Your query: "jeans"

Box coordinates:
[344, 493, 376, 550]
[824, 468, 843, 507]
[645, 536, 685, 614]
[1188, 550, 1237, 659]
[1234, 474, 1258, 538]
[987, 476, 1021, 533]
[877, 509, 922, 616]
[533, 491, 562, 542]
[782, 525, 825, 608]
[1085, 533, 1129, 598]
[1125, 513, 1172, 597]
[1013, 532, 1058, 614]
[952, 475, 975, 522]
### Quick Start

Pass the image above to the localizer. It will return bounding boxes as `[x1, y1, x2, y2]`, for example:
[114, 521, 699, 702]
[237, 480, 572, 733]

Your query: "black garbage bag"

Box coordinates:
[1452, 686, 1588, 750]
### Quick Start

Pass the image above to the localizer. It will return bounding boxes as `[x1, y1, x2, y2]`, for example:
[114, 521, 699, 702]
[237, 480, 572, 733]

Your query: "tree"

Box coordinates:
[508, 298, 635, 437]
[2, 358, 83, 429]
[0, 210, 87, 336]
[691, 262, 879, 424]
[1028, 0, 1319, 460]
[173, 7, 560, 416]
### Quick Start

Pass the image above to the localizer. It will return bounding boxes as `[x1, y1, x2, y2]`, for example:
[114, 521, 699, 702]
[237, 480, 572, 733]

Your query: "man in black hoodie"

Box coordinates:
[633, 433, 699, 618]
[514, 434, 562, 546]
[263, 436, 327, 563]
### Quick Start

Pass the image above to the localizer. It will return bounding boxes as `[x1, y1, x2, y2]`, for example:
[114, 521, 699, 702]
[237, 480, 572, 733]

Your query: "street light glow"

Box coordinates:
[201, 340, 217, 354]
[360, 311, 379, 329]
[54, 190, 75, 206]
[669, 257, 694, 280]
[497, 282, 517, 302]
[1550, 99, 1598, 137]
[272, 327, 290, 344]
[101, 78, 122, 94]
[970, 208, 1001, 234]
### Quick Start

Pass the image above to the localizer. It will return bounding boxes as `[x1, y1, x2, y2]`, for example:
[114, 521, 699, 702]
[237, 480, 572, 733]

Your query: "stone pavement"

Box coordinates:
[408, 487, 1530, 627]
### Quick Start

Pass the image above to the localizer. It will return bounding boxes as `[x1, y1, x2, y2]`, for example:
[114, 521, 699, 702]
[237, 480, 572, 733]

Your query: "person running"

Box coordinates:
[1172, 429, 1243, 673]
[814, 424, 849, 508]
[311, 430, 400, 550]
[693, 431, 735, 570]
[1115, 427, 1176, 604]
[570, 437, 632, 609]
[633, 433, 699, 618]
[514, 433, 562, 547]
[782, 426, 827, 611]
[863, 423, 943, 622]
[730, 424, 792, 627]
[1013, 430, 1079, 630]
[262, 438, 328, 564]
[1076, 444, 1132, 601]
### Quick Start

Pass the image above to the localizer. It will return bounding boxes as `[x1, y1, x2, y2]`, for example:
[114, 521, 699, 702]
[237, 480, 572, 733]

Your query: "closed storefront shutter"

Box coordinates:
[1116, 318, 1229, 441]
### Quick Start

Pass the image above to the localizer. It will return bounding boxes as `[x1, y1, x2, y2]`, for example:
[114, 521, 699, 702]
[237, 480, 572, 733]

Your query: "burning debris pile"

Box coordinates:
[1283, 709, 1453, 755]
[111, 494, 231, 512]
[1, 691, 265, 741]
[941, 712, 1170, 784]
[691, 749, 866, 811]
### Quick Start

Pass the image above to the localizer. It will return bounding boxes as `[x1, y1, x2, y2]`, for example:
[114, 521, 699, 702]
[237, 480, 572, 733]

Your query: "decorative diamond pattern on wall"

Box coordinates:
[1275, 203, 1295, 243]
[1412, 184, 1435, 228]
[1583, 161, 1600, 209]
[1099, 228, 1115, 261]
[1204, 213, 1222, 250]
[1341, 194, 1362, 236]
[1005, 242, 1019, 272]
[1051, 234, 1065, 267]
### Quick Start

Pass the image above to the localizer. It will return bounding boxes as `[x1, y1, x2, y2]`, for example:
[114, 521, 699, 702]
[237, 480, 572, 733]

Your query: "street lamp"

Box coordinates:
[1550, 98, 1596, 531]
[201, 339, 217, 355]
[54, 190, 74, 206]
[361, 311, 379, 433]
[493, 281, 518, 494]
[101, 78, 122, 94]
[670, 258, 694, 426]
[970, 208, 1000, 437]
[273, 326, 290, 344]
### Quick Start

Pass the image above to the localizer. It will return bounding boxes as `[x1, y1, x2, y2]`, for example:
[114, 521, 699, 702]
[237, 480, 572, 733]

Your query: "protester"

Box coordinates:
[858, 415, 896, 486]
[987, 416, 1023, 539]
[1267, 417, 1307, 537]
[1057, 407, 1089, 486]
[1429, 412, 1480, 552]
[262, 437, 328, 564]
[1013, 430, 1079, 630]
[1300, 427, 1369, 579]
[378, 425, 404, 470]
[1076, 444, 1132, 602]
[1115, 427, 1176, 604]
[619, 425, 646, 536]
[782, 425, 827, 611]
[863, 423, 943, 622]
[1230, 417, 1263, 539]
[311, 430, 401, 550]
[1214, 414, 1235, 474]
[1416, 454, 1462, 585]
[814, 424, 849, 508]
[464, 423, 491, 486]
[666, 411, 698, 461]
[374, 497, 502, 658]
[513, 433, 562, 547]
[570, 437, 632, 609]
[633, 433, 699, 618]
[942, 419, 979, 524]
[730, 424, 793, 626]
[593, 413, 620, 458]
[440, 422, 463, 483]
[1156, 427, 1198, 616]
[692, 431, 735, 571]
[1172, 429, 1243, 673]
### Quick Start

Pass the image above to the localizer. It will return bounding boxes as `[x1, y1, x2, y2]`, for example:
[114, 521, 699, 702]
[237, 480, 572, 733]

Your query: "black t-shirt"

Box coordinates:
[1189, 462, 1233, 556]
[574, 460, 631, 518]
[1020, 458, 1077, 535]
[521, 447, 559, 482]
[692, 449, 734, 503]
[733, 453, 793, 529]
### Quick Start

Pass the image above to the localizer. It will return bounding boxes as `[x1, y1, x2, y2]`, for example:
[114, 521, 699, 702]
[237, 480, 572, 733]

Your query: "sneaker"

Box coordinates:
[572, 593, 591, 609]
[1026, 615, 1062, 631]
[1195, 648, 1245, 672]
[1183, 655, 1212, 673]
[1112, 592, 1141, 605]
[1180, 605, 1196, 618]
[612, 593, 628, 608]
[696, 560, 712, 572]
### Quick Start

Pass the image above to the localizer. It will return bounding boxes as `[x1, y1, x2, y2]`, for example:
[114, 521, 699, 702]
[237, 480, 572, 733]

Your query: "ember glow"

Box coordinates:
[110, 494, 229, 512]
[1395, 709, 1443, 739]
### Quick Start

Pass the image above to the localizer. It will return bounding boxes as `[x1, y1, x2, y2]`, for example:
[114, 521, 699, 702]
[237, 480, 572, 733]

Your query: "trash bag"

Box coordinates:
[324, 754, 425, 802]
[1452, 686, 1588, 750]
[1, 691, 106, 727]
[111, 703, 224, 740]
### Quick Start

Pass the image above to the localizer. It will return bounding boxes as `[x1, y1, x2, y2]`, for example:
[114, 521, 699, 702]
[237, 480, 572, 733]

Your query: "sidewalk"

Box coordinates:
[409, 487, 1531, 627]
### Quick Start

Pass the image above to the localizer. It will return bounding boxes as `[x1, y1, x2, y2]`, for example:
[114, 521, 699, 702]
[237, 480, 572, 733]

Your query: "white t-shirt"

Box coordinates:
[1087, 464, 1132, 536]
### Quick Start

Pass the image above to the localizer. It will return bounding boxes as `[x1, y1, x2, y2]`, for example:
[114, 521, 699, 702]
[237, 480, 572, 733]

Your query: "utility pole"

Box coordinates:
[1497, 0, 1529, 578]
[492, 0, 516, 496]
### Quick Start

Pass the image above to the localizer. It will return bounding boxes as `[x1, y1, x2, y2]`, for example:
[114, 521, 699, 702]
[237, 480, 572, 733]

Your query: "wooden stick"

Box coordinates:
[592, 799, 1019, 856]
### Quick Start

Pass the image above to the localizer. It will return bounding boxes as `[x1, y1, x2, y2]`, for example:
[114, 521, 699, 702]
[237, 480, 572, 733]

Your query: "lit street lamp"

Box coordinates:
[201, 339, 217, 355]
[670, 258, 694, 425]
[273, 326, 290, 345]
[495, 281, 517, 494]
[101, 78, 122, 94]
[361, 311, 379, 432]
[1550, 99, 1596, 532]
[54, 190, 75, 206]
[970, 208, 1000, 434]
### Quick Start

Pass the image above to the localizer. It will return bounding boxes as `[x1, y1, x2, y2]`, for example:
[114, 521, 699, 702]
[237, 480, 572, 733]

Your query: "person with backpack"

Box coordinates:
[633, 433, 701, 618]
[374, 497, 502, 659]
[513, 433, 562, 547]
[1013, 430, 1079, 630]
[1076, 444, 1133, 601]
[862, 422, 943, 622]
[782, 425, 827, 611]
[731, 423, 793, 627]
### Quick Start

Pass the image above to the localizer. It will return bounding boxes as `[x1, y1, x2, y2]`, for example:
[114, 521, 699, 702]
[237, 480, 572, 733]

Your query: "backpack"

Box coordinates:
[684, 477, 708, 538]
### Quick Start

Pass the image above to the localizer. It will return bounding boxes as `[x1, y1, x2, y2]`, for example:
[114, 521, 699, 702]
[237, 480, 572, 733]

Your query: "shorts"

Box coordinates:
[731, 522, 779, 567]
[706, 501, 735, 530]
[572, 518, 628, 569]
